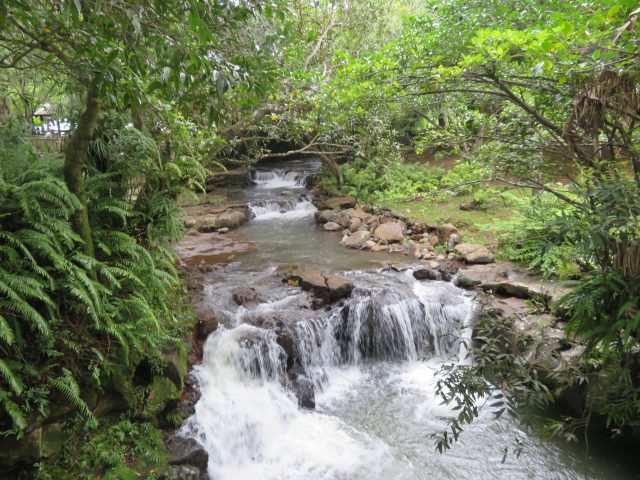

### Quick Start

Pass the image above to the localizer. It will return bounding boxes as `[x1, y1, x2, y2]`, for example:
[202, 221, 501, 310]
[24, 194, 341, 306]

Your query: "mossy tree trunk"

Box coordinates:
[64, 83, 100, 258]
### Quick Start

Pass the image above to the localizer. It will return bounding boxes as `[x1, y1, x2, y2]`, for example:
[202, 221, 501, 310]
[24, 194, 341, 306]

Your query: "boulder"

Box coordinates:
[326, 275, 355, 301]
[0, 427, 42, 468]
[300, 270, 327, 291]
[216, 210, 247, 228]
[373, 222, 404, 243]
[292, 376, 315, 409]
[413, 267, 440, 281]
[323, 221, 342, 232]
[195, 310, 218, 340]
[321, 196, 357, 209]
[281, 190, 296, 196]
[166, 436, 209, 473]
[438, 223, 459, 243]
[342, 230, 371, 249]
[232, 287, 263, 307]
[349, 217, 362, 233]
[300, 270, 354, 302]
[315, 210, 337, 224]
[456, 274, 482, 290]
[144, 377, 180, 417]
[363, 214, 378, 225]
[454, 243, 494, 264]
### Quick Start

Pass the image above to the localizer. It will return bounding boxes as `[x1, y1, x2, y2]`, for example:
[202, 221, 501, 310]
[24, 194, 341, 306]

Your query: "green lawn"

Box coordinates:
[383, 190, 530, 246]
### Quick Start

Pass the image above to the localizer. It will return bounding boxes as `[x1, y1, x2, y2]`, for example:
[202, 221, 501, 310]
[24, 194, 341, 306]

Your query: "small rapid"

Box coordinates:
[250, 168, 308, 189]
[181, 158, 619, 480]
[250, 196, 316, 221]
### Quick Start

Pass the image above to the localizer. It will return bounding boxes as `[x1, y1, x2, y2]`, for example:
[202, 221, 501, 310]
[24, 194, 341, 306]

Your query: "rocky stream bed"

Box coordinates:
[165, 159, 631, 480]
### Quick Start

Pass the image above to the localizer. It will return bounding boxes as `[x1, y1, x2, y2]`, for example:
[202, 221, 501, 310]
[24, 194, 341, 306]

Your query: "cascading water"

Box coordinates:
[250, 195, 316, 221]
[250, 168, 307, 189]
[181, 159, 618, 480]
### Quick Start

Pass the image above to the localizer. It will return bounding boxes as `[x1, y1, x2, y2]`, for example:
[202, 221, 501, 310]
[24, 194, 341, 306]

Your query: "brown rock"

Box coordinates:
[322, 196, 357, 209]
[351, 209, 368, 219]
[349, 217, 362, 233]
[326, 275, 354, 302]
[232, 287, 263, 307]
[438, 223, 459, 243]
[373, 222, 404, 242]
[195, 309, 219, 340]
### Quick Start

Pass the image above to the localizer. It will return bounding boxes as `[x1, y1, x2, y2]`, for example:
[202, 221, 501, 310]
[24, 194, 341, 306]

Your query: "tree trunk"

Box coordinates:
[64, 83, 100, 258]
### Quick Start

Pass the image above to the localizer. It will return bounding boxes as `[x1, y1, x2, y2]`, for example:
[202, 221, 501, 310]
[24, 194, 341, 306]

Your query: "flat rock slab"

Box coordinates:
[323, 222, 342, 231]
[184, 202, 251, 231]
[319, 196, 357, 209]
[461, 261, 573, 304]
[454, 243, 494, 264]
[282, 267, 354, 303]
[175, 231, 254, 267]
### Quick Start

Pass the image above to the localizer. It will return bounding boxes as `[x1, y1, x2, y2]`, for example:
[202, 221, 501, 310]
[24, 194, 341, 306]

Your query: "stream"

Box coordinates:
[180, 159, 624, 480]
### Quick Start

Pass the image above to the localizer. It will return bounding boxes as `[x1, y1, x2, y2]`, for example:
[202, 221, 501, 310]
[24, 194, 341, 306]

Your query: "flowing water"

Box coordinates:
[181, 159, 628, 480]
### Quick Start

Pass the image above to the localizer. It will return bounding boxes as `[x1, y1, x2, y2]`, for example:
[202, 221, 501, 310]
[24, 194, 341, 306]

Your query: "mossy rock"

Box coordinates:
[41, 422, 65, 459]
[145, 377, 181, 418]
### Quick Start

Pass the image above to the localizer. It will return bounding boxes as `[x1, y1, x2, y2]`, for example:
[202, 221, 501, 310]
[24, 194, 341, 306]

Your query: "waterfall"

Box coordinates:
[178, 159, 609, 480]
[250, 196, 316, 221]
[250, 169, 307, 189]
[182, 272, 476, 479]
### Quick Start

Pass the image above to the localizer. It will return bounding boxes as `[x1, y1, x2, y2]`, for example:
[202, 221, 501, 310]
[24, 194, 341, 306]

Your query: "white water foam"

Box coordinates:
[250, 199, 317, 221]
[251, 169, 307, 189]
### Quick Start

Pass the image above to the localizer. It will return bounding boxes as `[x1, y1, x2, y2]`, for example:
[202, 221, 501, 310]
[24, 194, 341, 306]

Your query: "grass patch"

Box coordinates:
[383, 189, 530, 246]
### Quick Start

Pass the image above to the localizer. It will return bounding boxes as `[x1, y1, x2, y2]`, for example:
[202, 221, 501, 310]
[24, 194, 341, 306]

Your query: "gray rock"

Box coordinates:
[292, 376, 315, 409]
[454, 243, 494, 264]
[323, 221, 341, 231]
[334, 211, 352, 228]
[321, 196, 357, 209]
[216, 210, 247, 228]
[447, 233, 461, 250]
[166, 436, 209, 473]
[232, 287, 262, 307]
[343, 230, 371, 249]
[456, 274, 482, 290]
[315, 210, 338, 224]
[373, 222, 404, 242]
[195, 309, 218, 340]
[413, 267, 440, 281]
